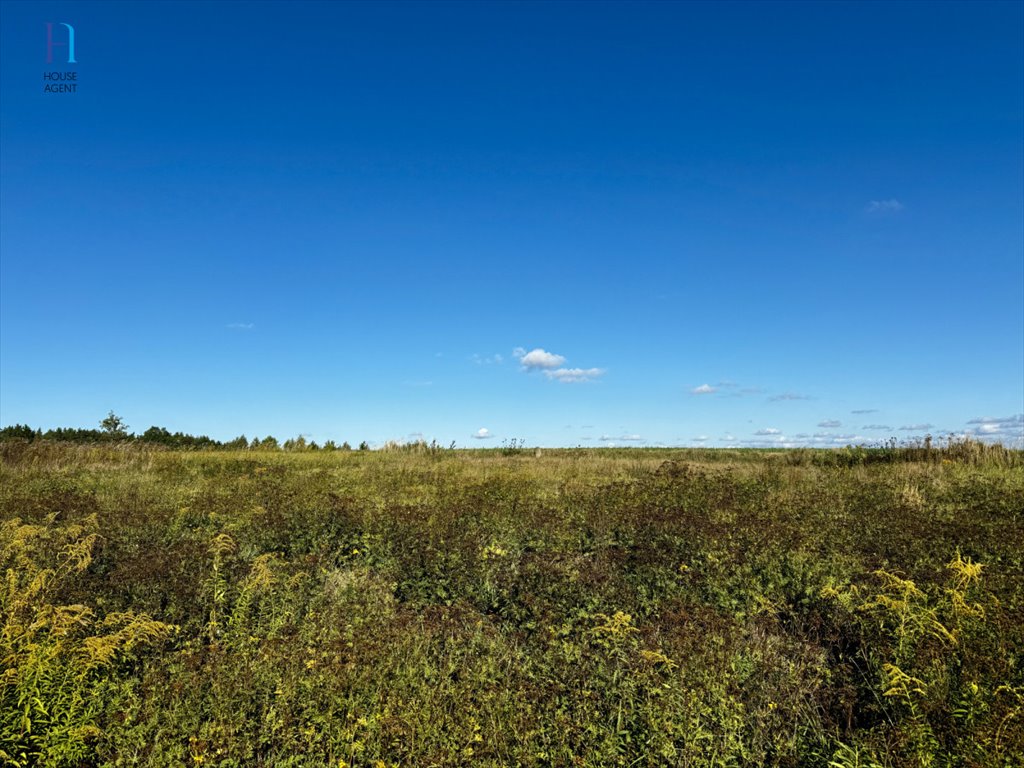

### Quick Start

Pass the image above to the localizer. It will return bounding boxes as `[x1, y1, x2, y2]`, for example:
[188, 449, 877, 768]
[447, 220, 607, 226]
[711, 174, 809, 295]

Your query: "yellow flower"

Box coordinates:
[639, 648, 677, 668]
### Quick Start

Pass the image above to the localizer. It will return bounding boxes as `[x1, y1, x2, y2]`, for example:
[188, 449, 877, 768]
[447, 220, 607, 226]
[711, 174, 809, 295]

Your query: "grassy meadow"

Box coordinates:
[1, 440, 1022, 767]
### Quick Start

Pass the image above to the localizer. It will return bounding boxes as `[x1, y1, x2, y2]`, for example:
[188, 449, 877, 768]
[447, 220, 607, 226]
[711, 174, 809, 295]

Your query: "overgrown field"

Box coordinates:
[2, 442, 1022, 767]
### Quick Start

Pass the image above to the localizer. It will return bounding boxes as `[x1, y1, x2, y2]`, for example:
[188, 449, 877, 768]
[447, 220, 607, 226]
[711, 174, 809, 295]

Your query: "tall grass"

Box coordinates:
[1, 442, 1021, 766]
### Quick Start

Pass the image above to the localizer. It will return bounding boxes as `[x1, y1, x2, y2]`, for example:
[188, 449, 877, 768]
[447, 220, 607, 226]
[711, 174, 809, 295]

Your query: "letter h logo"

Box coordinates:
[46, 23, 76, 64]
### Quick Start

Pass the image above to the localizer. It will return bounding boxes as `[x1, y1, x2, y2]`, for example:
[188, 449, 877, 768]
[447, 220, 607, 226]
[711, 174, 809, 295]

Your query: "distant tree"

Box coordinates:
[340, 442, 352, 451]
[44, 427, 104, 443]
[250, 437, 260, 450]
[0, 424, 38, 440]
[100, 411, 129, 438]
[358, 441, 370, 451]
[259, 436, 279, 450]
[140, 426, 172, 445]
[138, 426, 220, 449]
[224, 435, 248, 450]
[322, 440, 337, 451]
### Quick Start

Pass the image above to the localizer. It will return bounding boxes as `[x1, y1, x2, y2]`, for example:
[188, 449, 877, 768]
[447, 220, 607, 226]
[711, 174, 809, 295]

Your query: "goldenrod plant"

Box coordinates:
[1, 515, 172, 767]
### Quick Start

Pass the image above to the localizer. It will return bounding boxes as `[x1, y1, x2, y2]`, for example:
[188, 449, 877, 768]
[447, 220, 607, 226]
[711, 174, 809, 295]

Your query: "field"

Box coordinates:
[2, 441, 1022, 767]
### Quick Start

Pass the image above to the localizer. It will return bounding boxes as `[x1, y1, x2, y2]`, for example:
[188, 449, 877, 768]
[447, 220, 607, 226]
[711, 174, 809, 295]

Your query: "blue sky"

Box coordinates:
[1, 0, 1022, 448]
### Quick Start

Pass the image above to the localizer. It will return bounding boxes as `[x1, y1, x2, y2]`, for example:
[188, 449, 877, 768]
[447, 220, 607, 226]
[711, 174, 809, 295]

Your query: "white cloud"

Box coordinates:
[691, 383, 717, 395]
[964, 414, 1024, 446]
[515, 347, 565, 370]
[600, 433, 644, 442]
[472, 428, 493, 440]
[852, 409, 879, 415]
[863, 424, 893, 430]
[818, 419, 841, 428]
[741, 432, 872, 448]
[866, 199, 904, 214]
[513, 346, 604, 382]
[755, 428, 781, 435]
[545, 367, 605, 383]
[967, 414, 1023, 426]
[226, 322, 254, 330]
[740, 436, 790, 447]
[899, 424, 934, 431]
[472, 353, 504, 365]
[769, 392, 812, 402]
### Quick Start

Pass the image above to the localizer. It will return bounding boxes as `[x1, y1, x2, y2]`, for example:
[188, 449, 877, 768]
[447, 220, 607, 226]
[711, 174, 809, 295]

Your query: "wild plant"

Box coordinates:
[0, 515, 171, 767]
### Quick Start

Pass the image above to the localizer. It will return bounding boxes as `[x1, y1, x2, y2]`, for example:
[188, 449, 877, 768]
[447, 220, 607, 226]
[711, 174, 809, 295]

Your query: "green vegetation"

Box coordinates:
[1, 440, 1021, 767]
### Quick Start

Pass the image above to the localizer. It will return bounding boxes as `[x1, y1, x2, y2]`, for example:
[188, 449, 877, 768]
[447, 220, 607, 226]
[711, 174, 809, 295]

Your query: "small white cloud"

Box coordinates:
[472, 428, 493, 440]
[755, 428, 781, 435]
[471, 353, 504, 365]
[851, 409, 879, 415]
[769, 392, 812, 402]
[967, 414, 1023, 426]
[545, 367, 605, 383]
[817, 419, 841, 428]
[866, 199, 904, 214]
[226, 322, 254, 330]
[515, 347, 566, 370]
[964, 414, 1024, 446]
[899, 424, 934, 431]
[691, 383, 717, 395]
[514, 347, 604, 382]
[863, 424, 893, 430]
[599, 433, 643, 442]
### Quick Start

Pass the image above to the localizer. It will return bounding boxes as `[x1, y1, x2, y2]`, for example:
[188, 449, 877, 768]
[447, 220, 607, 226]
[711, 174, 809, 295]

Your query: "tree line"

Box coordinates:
[0, 412, 368, 451]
